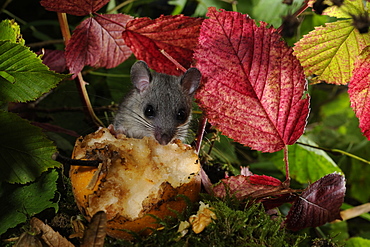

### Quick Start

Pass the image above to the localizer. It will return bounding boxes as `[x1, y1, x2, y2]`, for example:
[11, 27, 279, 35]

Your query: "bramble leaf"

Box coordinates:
[309, 0, 369, 18]
[65, 14, 133, 77]
[37, 49, 66, 73]
[213, 174, 284, 200]
[0, 170, 59, 236]
[0, 111, 60, 184]
[123, 15, 203, 75]
[0, 41, 68, 103]
[294, 20, 370, 85]
[194, 8, 309, 153]
[0, 19, 25, 45]
[348, 46, 370, 139]
[284, 173, 346, 231]
[40, 0, 110, 16]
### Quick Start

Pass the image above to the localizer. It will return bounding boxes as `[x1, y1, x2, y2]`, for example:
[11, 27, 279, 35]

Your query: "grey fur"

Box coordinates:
[113, 61, 201, 145]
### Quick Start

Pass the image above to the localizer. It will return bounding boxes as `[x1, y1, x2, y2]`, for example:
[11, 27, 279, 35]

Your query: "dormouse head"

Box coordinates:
[130, 60, 201, 145]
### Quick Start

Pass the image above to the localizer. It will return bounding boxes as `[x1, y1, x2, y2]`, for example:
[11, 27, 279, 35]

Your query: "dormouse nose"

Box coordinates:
[154, 127, 175, 145]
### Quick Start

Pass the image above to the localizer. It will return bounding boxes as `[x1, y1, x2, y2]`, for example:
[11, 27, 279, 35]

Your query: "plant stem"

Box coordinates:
[195, 117, 208, 154]
[57, 13, 71, 42]
[315, 226, 327, 239]
[76, 73, 105, 127]
[57, 13, 104, 128]
[276, 0, 309, 34]
[160, 49, 187, 72]
[88, 71, 130, 78]
[231, 1, 238, 12]
[2, 9, 43, 35]
[27, 39, 64, 48]
[296, 142, 370, 165]
[106, 0, 137, 14]
[283, 145, 291, 187]
[0, 0, 13, 13]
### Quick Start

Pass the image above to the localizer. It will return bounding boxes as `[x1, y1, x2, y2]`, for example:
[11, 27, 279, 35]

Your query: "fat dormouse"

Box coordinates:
[113, 61, 201, 145]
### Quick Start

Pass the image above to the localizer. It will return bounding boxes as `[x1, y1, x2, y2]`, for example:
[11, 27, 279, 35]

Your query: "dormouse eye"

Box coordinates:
[176, 109, 187, 122]
[144, 105, 155, 118]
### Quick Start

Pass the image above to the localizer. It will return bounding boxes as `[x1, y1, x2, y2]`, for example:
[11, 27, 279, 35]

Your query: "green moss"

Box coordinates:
[107, 196, 306, 247]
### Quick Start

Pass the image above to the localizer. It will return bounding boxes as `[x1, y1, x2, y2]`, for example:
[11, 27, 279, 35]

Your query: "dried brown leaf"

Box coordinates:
[81, 211, 107, 247]
[30, 217, 74, 247]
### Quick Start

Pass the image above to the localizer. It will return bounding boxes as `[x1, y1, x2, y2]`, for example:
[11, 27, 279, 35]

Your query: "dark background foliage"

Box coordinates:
[1, 0, 370, 246]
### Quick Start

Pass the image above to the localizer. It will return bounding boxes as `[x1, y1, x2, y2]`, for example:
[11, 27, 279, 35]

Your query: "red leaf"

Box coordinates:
[40, 0, 110, 16]
[123, 15, 203, 75]
[194, 8, 310, 152]
[249, 175, 282, 187]
[65, 14, 133, 77]
[284, 173, 346, 231]
[36, 49, 66, 73]
[348, 47, 370, 139]
[213, 174, 283, 200]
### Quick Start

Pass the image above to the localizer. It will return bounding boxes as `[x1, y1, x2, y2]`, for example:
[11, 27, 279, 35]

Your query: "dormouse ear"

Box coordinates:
[130, 60, 152, 93]
[181, 67, 201, 96]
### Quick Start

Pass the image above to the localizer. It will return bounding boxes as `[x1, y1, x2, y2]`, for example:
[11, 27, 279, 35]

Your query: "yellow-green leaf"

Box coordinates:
[319, 0, 370, 19]
[294, 20, 370, 85]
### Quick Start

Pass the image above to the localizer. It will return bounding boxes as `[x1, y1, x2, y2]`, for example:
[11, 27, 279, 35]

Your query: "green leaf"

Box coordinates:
[239, 0, 305, 28]
[271, 136, 342, 184]
[0, 111, 60, 184]
[193, 0, 229, 16]
[103, 62, 132, 104]
[307, 92, 364, 149]
[294, 20, 370, 85]
[207, 134, 241, 166]
[347, 157, 370, 203]
[168, 0, 187, 15]
[346, 237, 370, 247]
[0, 71, 15, 83]
[0, 169, 59, 236]
[0, 40, 69, 103]
[0, 19, 25, 45]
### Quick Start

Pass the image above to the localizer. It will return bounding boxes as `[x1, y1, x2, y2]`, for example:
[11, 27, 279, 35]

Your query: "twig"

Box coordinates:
[57, 12, 104, 127]
[52, 152, 100, 167]
[277, 0, 309, 34]
[27, 39, 64, 48]
[335, 203, 370, 222]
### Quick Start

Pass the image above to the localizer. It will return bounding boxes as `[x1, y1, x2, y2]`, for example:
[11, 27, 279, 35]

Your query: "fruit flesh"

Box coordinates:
[70, 128, 201, 239]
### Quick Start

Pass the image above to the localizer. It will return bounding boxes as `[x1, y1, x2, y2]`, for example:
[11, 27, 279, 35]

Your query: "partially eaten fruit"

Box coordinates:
[69, 128, 201, 240]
